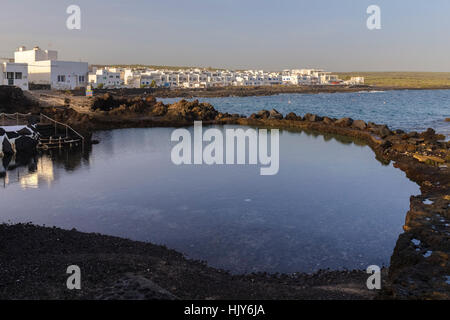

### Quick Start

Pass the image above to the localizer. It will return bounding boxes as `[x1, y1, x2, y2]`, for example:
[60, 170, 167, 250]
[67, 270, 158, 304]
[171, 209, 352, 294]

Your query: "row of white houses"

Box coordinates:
[104, 68, 361, 89]
[88, 67, 364, 89]
[1, 45, 364, 91]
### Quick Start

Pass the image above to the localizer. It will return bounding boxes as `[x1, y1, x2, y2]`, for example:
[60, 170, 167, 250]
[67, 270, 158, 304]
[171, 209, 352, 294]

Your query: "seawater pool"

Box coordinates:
[0, 126, 419, 273]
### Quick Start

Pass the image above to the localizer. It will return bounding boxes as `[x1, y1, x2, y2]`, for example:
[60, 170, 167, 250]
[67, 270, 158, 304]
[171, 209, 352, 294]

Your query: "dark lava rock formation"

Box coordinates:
[0, 85, 38, 114]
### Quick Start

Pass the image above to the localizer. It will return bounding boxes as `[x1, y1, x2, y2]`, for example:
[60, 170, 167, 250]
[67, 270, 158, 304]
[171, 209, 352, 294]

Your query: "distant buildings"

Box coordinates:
[14, 46, 88, 90]
[98, 67, 359, 89]
[343, 76, 365, 85]
[1, 45, 364, 91]
[88, 67, 122, 88]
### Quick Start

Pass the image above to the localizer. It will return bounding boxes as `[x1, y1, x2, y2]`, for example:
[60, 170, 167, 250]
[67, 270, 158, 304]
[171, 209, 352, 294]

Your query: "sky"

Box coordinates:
[0, 0, 449, 71]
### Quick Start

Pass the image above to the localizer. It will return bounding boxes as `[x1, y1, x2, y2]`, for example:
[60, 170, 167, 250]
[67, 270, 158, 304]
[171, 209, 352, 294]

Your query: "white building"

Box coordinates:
[88, 69, 122, 88]
[343, 76, 365, 85]
[0, 59, 29, 90]
[14, 46, 88, 90]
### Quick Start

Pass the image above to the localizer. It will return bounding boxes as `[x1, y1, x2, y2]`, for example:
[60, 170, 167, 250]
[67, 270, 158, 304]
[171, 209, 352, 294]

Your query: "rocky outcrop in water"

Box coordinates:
[166, 99, 218, 121]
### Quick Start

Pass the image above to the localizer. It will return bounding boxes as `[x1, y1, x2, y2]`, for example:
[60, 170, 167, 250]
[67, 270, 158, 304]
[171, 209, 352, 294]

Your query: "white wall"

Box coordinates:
[27, 60, 52, 85]
[1, 62, 29, 90]
[27, 60, 88, 89]
[49, 61, 88, 89]
[15, 48, 58, 64]
[88, 70, 122, 88]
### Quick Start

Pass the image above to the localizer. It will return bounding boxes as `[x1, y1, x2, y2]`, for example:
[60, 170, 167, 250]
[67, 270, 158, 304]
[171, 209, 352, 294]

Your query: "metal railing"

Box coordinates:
[0, 112, 32, 126]
[1, 112, 84, 150]
[39, 113, 84, 144]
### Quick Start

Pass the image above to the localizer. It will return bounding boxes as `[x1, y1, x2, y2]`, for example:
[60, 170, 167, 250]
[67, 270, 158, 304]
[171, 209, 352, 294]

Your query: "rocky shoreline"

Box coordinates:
[1, 87, 449, 299]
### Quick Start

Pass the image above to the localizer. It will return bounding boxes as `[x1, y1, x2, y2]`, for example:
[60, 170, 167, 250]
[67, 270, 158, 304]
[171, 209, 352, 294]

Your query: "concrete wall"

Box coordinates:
[49, 61, 88, 90]
[1, 62, 29, 90]
[27, 60, 88, 89]
[15, 48, 58, 63]
[27, 60, 52, 85]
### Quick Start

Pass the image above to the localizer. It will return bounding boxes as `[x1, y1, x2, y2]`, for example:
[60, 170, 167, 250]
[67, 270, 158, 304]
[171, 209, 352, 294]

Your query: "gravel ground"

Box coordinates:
[0, 223, 381, 300]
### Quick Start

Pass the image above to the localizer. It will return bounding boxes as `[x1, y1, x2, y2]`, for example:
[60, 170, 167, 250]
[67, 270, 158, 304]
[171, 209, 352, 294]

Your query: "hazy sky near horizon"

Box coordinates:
[1, 0, 449, 71]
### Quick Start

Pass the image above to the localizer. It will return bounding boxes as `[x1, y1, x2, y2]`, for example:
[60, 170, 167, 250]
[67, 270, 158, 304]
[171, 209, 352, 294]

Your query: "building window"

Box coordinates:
[79, 75, 85, 82]
[6, 72, 14, 79]
[15, 72, 22, 79]
[57, 75, 66, 82]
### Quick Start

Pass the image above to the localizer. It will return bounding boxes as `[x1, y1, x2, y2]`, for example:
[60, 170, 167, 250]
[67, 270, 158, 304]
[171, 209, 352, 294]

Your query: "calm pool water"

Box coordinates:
[0, 126, 419, 274]
[160, 89, 450, 137]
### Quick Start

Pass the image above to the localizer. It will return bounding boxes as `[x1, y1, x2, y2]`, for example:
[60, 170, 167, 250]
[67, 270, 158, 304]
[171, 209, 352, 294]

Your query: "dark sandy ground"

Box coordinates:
[0, 223, 382, 300]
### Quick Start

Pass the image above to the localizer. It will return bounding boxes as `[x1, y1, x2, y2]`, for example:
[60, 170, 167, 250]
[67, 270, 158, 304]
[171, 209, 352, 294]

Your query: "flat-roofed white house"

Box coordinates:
[14, 46, 88, 90]
[343, 76, 365, 85]
[0, 58, 29, 90]
[88, 69, 122, 88]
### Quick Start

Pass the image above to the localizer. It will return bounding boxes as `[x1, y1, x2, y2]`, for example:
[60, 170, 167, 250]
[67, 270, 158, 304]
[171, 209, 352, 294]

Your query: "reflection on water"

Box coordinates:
[1, 147, 91, 189]
[0, 126, 420, 274]
[1, 156, 53, 189]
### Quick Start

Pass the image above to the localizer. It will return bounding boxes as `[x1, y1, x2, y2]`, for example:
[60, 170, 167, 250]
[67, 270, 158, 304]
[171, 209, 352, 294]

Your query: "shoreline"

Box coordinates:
[1, 87, 449, 299]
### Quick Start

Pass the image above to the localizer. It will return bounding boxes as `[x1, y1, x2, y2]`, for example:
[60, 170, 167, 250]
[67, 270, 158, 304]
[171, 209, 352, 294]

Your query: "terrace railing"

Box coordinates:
[0, 112, 32, 126]
[39, 113, 85, 144]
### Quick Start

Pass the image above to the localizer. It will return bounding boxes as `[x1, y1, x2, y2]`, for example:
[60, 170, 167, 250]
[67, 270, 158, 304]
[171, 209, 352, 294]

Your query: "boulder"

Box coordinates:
[269, 109, 283, 120]
[322, 117, 334, 125]
[145, 95, 157, 105]
[285, 112, 301, 121]
[151, 102, 168, 116]
[419, 128, 440, 141]
[304, 113, 322, 122]
[351, 119, 367, 130]
[369, 124, 392, 138]
[379, 125, 392, 138]
[257, 110, 270, 120]
[392, 143, 416, 153]
[335, 117, 353, 127]
[166, 99, 218, 121]
[0, 85, 37, 113]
